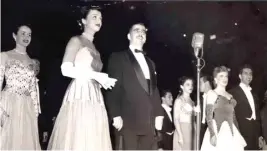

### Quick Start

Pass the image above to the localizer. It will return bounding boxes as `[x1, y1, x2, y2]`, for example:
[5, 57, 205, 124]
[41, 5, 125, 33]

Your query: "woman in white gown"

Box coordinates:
[47, 6, 117, 150]
[201, 66, 246, 151]
[0, 25, 41, 150]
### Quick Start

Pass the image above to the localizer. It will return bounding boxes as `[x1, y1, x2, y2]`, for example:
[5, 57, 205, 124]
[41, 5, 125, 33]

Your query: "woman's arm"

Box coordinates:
[0, 52, 7, 91]
[61, 36, 116, 89]
[173, 97, 184, 143]
[206, 91, 218, 141]
[29, 59, 41, 117]
[0, 52, 9, 126]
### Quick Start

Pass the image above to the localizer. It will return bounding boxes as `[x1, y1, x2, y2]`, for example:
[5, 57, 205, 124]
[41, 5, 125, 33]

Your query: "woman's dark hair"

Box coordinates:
[179, 76, 194, 86]
[13, 23, 32, 34]
[80, 5, 102, 19]
[239, 64, 253, 75]
[77, 5, 102, 30]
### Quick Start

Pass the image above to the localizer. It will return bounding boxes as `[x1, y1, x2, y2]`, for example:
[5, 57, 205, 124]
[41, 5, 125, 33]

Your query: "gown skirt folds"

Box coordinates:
[48, 45, 112, 150]
[201, 120, 247, 151]
[47, 79, 112, 150]
[0, 91, 40, 150]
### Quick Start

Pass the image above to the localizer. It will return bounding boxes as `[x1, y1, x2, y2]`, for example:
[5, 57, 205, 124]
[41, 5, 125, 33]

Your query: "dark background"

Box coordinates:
[2, 0, 267, 145]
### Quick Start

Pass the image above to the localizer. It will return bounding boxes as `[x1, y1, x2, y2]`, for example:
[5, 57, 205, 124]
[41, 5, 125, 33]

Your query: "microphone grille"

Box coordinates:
[192, 32, 204, 48]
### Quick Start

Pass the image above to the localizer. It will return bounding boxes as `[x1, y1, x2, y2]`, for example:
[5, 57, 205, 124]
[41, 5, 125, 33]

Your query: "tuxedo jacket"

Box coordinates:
[160, 108, 174, 134]
[261, 104, 267, 141]
[229, 86, 262, 138]
[157, 107, 174, 149]
[105, 49, 163, 135]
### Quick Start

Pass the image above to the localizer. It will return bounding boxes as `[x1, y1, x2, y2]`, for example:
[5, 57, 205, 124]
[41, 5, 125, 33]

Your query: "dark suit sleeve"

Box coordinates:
[156, 131, 163, 148]
[105, 53, 123, 119]
[154, 88, 164, 116]
[254, 94, 263, 137]
[261, 106, 267, 140]
[151, 61, 164, 117]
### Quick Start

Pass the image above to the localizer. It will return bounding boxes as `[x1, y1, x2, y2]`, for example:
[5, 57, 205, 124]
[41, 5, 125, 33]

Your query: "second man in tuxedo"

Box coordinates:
[106, 23, 164, 150]
[229, 64, 263, 150]
[157, 90, 174, 150]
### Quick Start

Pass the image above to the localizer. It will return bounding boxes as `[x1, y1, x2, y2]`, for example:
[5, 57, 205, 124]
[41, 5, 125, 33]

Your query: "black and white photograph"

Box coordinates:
[1, 0, 267, 150]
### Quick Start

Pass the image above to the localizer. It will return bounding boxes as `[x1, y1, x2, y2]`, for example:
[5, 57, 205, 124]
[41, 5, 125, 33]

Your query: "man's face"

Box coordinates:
[162, 92, 173, 106]
[239, 68, 253, 86]
[127, 24, 147, 46]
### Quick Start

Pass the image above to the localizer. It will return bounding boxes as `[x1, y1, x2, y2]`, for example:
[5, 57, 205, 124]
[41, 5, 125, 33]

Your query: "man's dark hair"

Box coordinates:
[239, 64, 253, 75]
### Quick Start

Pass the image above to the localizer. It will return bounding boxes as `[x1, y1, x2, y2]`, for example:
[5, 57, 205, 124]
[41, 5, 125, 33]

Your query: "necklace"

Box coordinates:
[14, 49, 27, 55]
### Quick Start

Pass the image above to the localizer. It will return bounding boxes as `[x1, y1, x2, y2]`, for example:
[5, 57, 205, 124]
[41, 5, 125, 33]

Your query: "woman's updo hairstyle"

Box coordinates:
[77, 5, 102, 30]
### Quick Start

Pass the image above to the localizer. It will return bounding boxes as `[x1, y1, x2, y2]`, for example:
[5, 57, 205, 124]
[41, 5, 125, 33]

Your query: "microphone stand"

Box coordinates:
[194, 48, 204, 151]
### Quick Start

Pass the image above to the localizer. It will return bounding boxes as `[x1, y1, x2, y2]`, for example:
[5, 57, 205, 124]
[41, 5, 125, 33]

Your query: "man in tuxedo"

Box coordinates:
[157, 90, 174, 150]
[199, 75, 212, 146]
[229, 64, 264, 150]
[106, 23, 164, 150]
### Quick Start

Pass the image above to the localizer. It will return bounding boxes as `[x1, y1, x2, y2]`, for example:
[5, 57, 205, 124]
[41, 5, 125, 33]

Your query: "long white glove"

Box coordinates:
[61, 62, 117, 89]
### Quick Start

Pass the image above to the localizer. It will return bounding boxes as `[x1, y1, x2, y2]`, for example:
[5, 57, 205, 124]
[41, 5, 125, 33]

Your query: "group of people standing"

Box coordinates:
[158, 65, 266, 151]
[0, 5, 266, 151]
[0, 5, 163, 150]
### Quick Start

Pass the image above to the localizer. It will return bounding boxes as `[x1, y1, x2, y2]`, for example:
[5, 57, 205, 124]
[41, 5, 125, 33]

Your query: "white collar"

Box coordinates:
[162, 104, 172, 112]
[129, 45, 143, 53]
[239, 83, 252, 91]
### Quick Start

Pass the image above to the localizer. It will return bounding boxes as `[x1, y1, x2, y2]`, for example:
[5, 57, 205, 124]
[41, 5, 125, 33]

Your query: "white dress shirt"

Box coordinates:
[129, 45, 150, 79]
[162, 104, 172, 122]
[201, 93, 207, 124]
[239, 83, 256, 120]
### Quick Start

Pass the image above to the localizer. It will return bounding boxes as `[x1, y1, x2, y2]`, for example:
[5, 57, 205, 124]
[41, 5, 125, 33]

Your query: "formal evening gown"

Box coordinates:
[173, 96, 195, 150]
[201, 95, 246, 151]
[0, 52, 41, 150]
[47, 36, 112, 150]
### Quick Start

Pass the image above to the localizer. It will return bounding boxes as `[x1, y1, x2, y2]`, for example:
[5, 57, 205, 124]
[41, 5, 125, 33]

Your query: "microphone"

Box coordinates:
[191, 32, 204, 57]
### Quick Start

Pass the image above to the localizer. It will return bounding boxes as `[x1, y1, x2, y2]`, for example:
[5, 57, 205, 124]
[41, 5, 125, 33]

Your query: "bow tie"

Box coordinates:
[135, 49, 146, 55]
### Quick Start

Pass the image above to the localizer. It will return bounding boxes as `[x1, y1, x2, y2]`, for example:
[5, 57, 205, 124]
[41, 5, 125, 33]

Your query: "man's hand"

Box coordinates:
[42, 132, 48, 143]
[113, 116, 123, 131]
[259, 136, 265, 149]
[155, 116, 164, 130]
